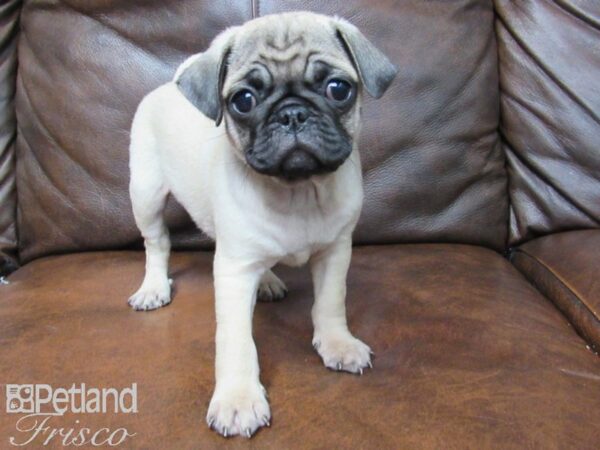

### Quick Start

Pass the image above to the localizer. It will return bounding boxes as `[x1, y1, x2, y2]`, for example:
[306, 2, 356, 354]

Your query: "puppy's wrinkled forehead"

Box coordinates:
[224, 14, 357, 90]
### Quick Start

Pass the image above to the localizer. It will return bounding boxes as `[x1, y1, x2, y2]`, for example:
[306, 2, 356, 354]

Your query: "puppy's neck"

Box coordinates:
[230, 157, 348, 216]
[256, 167, 338, 213]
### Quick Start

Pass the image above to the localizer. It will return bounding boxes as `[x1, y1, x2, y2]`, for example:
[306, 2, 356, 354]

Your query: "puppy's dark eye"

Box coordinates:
[325, 79, 352, 102]
[231, 90, 256, 114]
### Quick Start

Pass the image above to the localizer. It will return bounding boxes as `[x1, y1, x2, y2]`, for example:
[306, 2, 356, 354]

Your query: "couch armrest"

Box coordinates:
[0, 0, 21, 276]
[511, 230, 600, 352]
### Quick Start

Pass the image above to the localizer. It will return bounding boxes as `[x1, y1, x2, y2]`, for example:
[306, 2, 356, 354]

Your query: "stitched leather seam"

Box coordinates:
[514, 248, 600, 322]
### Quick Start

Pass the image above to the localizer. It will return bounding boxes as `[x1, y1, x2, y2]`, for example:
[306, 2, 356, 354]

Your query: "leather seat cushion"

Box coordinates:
[1, 245, 599, 448]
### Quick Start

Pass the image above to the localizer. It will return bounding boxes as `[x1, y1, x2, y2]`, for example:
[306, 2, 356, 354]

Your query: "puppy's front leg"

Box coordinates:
[311, 236, 372, 374]
[207, 253, 270, 438]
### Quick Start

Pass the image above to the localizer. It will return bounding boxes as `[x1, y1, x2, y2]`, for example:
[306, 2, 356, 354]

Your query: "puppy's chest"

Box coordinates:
[266, 205, 355, 265]
[279, 249, 312, 267]
[225, 164, 363, 264]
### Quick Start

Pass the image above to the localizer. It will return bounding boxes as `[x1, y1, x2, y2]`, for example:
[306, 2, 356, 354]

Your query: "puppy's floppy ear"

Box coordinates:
[175, 27, 238, 125]
[333, 18, 398, 99]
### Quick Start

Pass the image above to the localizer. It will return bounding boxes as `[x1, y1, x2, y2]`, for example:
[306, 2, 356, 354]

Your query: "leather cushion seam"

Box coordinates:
[513, 248, 600, 323]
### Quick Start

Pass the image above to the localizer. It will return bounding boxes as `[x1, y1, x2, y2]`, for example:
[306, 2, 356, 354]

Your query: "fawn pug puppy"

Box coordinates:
[128, 11, 397, 438]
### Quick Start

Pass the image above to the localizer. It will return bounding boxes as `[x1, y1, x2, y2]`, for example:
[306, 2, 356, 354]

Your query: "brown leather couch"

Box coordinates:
[1, 1, 599, 449]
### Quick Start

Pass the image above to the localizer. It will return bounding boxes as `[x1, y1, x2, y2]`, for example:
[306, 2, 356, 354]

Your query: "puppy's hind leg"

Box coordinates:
[128, 151, 172, 311]
[257, 270, 288, 302]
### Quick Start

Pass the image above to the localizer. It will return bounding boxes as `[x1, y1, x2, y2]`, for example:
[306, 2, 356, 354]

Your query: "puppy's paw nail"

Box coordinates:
[207, 383, 270, 437]
[127, 282, 171, 311]
[314, 332, 372, 375]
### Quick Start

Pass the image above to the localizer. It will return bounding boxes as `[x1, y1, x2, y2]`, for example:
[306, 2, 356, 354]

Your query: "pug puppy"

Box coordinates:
[128, 11, 397, 438]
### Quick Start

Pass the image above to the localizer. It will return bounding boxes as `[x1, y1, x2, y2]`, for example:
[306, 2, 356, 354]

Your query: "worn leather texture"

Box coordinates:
[14, 0, 508, 263]
[14, 0, 253, 263]
[512, 229, 600, 353]
[1, 246, 599, 449]
[0, 0, 20, 275]
[495, 1, 600, 245]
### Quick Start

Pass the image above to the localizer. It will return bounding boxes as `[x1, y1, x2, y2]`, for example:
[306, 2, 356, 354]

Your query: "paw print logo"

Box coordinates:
[6, 385, 34, 413]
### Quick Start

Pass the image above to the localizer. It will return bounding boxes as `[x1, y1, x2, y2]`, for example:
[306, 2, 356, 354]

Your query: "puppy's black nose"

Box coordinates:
[276, 105, 310, 130]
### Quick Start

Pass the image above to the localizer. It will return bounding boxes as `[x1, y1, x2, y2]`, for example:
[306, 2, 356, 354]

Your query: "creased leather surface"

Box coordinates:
[512, 229, 600, 352]
[1, 245, 599, 449]
[495, 1, 600, 246]
[15, 0, 507, 263]
[0, 0, 20, 275]
[15, 0, 252, 263]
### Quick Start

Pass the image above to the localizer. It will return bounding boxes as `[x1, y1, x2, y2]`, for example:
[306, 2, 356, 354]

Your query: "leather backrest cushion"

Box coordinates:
[15, 0, 507, 262]
[0, 0, 20, 274]
[496, 1, 600, 245]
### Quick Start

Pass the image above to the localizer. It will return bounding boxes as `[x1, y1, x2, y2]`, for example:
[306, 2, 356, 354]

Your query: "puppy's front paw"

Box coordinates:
[257, 270, 287, 302]
[127, 279, 171, 311]
[207, 382, 270, 438]
[313, 331, 372, 374]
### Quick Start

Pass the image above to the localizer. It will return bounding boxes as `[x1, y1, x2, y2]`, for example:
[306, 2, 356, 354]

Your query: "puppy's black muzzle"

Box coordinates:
[246, 98, 352, 181]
